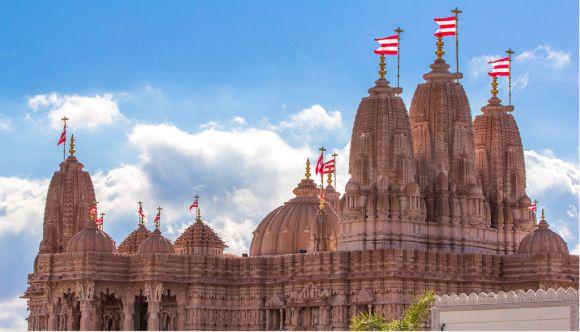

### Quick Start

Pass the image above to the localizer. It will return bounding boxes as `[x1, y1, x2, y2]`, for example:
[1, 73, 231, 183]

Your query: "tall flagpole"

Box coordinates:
[451, 7, 462, 82]
[505, 48, 515, 105]
[319, 146, 326, 189]
[331, 152, 338, 188]
[394, 27, 404, 88]
[61, 116, 69, 161]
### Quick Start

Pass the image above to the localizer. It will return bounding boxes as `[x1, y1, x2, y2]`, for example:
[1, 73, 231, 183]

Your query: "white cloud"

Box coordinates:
[516, 45, 571, 68]
[199, 121, 221, 130]
[0, 116, 11, 130]
[468, 54, 500, 79]
[279, 104, 342, 131]
[0, 296, 27, 331]
[566, 204, 578, 218]
[233, 116, 247, 126]
[27, 92, 123, 130]
[552, 220, 575, 243]
[0, 177, 48, 235]
[571, 243, 580, 255]
[512, 73, 529, 91]
[524, 150, 579, 197]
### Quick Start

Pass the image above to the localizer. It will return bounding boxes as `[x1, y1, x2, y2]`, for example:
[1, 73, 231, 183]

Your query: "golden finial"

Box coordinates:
[305, 158, 311, 179]
[155, 206, 162, 229]
[435, 36, 444, 60]
[378, 55, 386, 79]
[319, 186, 326, 210]
[69, 134, 76, 155]
[196, 207, 202, 222]
[491, 76, 499, 98]
[138, 201, 145, 226]
[327, 172, 333, 186]
[541, 208, 545, 221]
[89, 201, 98, 222]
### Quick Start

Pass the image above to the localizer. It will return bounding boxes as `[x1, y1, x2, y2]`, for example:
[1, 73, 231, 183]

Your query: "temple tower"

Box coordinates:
[409, 45, 490, 232]
[473, 84, 534, 252]
[38, 136, 96, 253]
[339, 69, 425, 251]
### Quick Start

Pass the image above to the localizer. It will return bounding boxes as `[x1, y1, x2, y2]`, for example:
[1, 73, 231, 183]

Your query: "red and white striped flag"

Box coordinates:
[154, 210, 161, 224]
[488, 57, 510, 77]
[374, 35, 399, 55]
[57, 123, 66, 146]
[529, 201, 537, 212]
[188, 197, 199, 210]
[138, 204, 145, 219]
[434, 16, 457, 37]
[323, 159, 335, 174]
[315, 152, 324, 175]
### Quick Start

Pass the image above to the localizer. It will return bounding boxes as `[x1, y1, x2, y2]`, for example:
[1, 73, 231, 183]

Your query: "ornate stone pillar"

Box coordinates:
[143, 282, 163, 331]
[122, 292, 135, 331]
[176, 292, 187, 330]
[76, 281, 95, 331]
[47, 302, 58, 331]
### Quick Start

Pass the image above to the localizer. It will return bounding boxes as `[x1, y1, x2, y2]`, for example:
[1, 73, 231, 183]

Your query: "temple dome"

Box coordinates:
[518, 212, 569, 255]
[138, 228, 174, 254]
[250, 175, 339, 256]
[117, 224, 152, 255]
[174, 218, 227, 256]
[67, 221, 117, 253]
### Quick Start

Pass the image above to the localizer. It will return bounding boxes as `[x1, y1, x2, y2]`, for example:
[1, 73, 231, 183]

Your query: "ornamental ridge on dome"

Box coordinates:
[66, 201, 117, 253]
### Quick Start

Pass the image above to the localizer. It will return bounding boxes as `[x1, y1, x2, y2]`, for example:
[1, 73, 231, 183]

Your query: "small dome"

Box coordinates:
[518, 211, 569, 255]
[138, 229, 174, 254]
[118, 224, 152, 255]
[250, 176, 339, 256]
[67, 221, 117, 253]
[174, 218, 227, 256]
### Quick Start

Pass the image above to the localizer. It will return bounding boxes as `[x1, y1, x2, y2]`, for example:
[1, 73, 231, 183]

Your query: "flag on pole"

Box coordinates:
[529, 201, 537, 212]
[96, 215, 104, 225]
[154, 210, 161, 224]
[434, 16, 457, 37]
[189, 196, 199, 210]
[57, 123, 67, 145]
[488, 57, 510, 77]
[374, 35, 399, 55]
[315, 152, 324, 175]
[323, 159, 336, 174]
[138, 204, 145, 219]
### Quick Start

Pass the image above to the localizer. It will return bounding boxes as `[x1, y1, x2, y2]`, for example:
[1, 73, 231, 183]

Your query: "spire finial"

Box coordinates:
[327, 172, 333, 186]
[305, 158, 311, 179]
[155, 206, 162, 229]
[88, 201, 98, 224]
[435, 36, 445, 60]
[138, 201, 145, 226]
[69, 134, 76, 155]
[378, 54, 386, 79]
[491, 76, 499, 98]
[196, 207, 202, 222]
[541, 208, 545, 222]
[319, 185, 326, 210]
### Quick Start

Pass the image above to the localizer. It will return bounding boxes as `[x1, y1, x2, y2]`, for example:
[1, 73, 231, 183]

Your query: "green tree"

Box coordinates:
[350, 290, 436, 331]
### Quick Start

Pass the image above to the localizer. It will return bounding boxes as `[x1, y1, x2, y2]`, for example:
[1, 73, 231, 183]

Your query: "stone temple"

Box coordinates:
[23, 43, 578, 331]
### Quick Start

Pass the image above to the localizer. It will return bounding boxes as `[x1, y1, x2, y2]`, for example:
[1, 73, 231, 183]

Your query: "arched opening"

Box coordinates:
[133, 292, 148, 331]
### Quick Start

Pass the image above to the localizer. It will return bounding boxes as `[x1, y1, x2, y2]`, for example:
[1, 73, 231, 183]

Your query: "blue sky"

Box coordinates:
[0, 1, 578, 329]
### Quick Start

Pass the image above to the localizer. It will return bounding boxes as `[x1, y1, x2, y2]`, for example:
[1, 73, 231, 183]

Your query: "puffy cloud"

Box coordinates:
[199, 121, 221, 130]
[566, 204, 578, 218]
[27, 92, 123, 130]
[512, 73, 530, 91]
[0, 116, 11, 130]
[516, 45, 571, 68]
[571, 243, 580, 255]
[0, 296, 27, 331]
[278, 104, 342, 131]
[121, 124, 312, 253]
[468, 54, 500, 79]
[0, 177, 48, 235]
[524, 150, 579, 197]
[233, 116, 247, 126]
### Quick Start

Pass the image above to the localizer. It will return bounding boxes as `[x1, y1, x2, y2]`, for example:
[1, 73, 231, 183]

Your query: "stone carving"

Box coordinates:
[75, 281, 95, 301]
[435, 287, 578, 306]
[144, 282, 164, 302]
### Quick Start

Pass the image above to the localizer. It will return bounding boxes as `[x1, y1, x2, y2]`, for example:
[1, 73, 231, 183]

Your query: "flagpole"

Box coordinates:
[61, 116, 68, 161]
[394, 27, 404, 88]
[506, 48, 514, 105]
[451, 7, 462, 83]
[319, 146, 326, 190]
[331, 152, 338, 189]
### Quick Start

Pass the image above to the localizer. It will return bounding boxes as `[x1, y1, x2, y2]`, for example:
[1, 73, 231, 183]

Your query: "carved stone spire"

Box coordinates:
[409, 54, 490, 228]
[39, 150, 96, 253]
[340, 76, 425, 251]
[473, 91, 533, 235]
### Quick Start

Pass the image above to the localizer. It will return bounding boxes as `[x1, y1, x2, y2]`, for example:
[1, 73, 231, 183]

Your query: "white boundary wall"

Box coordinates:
[431, 288, 578, 331]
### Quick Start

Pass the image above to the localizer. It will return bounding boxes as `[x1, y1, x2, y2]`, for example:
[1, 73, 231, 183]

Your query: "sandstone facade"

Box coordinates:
[24, 50, 578, 331]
